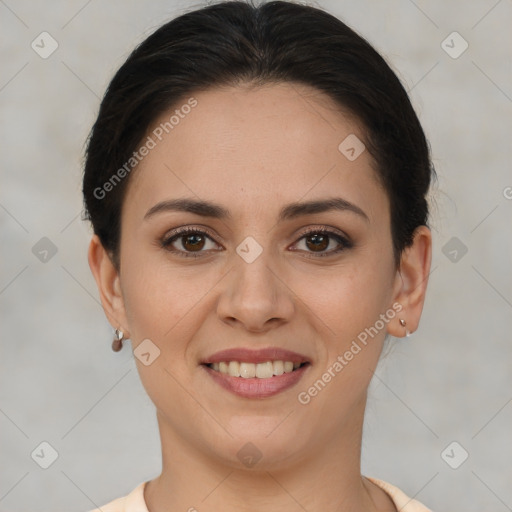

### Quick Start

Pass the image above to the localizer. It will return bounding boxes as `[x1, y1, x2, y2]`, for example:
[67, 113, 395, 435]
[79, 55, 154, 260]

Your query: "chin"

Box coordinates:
[212, 420, 310, 470]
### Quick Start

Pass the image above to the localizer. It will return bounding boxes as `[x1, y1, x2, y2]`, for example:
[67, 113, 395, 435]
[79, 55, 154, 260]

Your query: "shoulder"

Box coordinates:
[86, 495, 127, 512]
[367, 477, 434, 512]
[83, 478, 432, 512]
[85, 481, 148, 512]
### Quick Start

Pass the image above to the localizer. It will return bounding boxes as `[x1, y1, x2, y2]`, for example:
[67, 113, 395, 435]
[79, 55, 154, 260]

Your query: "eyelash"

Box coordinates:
[160, 226, 353, 259]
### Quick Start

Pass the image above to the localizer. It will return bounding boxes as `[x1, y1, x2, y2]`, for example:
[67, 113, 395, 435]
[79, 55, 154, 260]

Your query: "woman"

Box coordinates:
[83, 1, 434, 510]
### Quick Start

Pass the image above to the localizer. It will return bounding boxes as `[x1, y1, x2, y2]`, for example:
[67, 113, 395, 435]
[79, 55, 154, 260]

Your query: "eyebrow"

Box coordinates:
[144, 197, 369, 223]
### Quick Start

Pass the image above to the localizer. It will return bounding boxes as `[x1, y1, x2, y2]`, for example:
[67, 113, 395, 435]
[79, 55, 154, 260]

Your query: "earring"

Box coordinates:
[112, 328, 124, 352]
[399, 319, 411, 338]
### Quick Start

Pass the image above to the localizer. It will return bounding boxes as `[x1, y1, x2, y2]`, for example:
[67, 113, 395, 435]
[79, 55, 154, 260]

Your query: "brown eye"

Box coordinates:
[305, 233, 329, 252]
[181, 233, 206, 251]
[161, 228, 220, 257]
[293, 229, 352, 257]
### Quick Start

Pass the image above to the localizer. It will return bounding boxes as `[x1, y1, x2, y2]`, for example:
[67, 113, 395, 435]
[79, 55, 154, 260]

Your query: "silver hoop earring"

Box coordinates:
[112, 328, 124, 352]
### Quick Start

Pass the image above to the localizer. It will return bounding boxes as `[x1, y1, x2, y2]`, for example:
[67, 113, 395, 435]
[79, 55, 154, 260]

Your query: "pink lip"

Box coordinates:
[201, 363, 311, 399]
[200, 347, 311, 365]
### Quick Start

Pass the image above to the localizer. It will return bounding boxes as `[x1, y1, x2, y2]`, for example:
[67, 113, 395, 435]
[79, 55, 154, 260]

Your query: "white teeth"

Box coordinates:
[255, 361, 273, 379]
[273, 360, 284, 376]
[210, 360, 304, 378]
[228, 361, 240, 377]
[240, 362, 256, 378]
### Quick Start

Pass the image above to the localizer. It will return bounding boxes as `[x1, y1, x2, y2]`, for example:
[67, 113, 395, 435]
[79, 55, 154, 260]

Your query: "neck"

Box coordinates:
[144, 397, 395, 512]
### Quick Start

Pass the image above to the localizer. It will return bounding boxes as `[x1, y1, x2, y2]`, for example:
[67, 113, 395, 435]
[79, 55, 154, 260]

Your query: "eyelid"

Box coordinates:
[162, 225, 222, 244]
[294, 224, 351, 242]
[160, 225, 223, 255]
[288, 225, 353, 256]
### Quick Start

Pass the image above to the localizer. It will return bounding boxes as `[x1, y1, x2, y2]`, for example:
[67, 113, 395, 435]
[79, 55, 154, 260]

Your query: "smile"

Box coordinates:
[201, 361, 311, 399]
[207, 360, 307, 378]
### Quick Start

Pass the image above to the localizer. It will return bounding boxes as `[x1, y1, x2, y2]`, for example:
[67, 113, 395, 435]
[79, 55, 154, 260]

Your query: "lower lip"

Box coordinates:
[201, 363, 311, 399]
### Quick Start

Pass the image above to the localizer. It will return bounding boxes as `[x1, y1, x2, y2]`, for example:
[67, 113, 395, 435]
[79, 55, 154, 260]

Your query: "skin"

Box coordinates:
[89, 82, 431, 512]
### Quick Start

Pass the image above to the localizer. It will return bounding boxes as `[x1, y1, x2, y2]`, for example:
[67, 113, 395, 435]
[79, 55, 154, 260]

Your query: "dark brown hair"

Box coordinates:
[82, 0, 435, 270]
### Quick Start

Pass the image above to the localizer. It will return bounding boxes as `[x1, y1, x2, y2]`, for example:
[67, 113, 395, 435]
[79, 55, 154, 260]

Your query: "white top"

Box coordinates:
[87, 477, 433, 511]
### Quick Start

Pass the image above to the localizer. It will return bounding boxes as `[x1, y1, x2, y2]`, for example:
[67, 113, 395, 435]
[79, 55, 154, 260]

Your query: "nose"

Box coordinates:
[216, 249, 295, 333]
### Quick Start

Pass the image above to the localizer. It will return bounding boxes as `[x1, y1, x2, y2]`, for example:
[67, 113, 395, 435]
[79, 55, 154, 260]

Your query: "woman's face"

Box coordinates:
[91, 82, 429, 469]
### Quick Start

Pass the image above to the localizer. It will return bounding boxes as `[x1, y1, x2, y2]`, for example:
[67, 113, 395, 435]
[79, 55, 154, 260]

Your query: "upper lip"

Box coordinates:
[200, 347, 312, 365]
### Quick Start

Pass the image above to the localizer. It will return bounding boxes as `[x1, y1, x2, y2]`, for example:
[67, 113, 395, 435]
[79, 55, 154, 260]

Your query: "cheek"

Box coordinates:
[310, 263, 393, 342]
[119, 256, 205, 408]
[120, 247, 221, 349]
[119, 246, 177, 342]
[299, 258, 395, 406]
[296, 268, 392, 420]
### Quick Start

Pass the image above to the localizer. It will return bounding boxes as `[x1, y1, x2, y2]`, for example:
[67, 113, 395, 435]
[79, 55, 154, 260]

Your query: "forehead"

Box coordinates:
[123, 83, 388, 224]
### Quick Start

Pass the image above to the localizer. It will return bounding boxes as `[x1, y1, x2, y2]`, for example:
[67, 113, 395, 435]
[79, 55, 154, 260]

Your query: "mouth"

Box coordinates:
[200, 360, 311, 399]
[204, 360, 310, 378]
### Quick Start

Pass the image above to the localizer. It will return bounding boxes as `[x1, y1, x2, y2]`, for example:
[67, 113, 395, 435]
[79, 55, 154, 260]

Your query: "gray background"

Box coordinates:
[1, 0, 511, 510]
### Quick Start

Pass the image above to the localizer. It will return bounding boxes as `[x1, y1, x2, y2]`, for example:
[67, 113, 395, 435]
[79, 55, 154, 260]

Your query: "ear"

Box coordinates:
[387, 225, 432, 337]
[88, 235, 130, 337]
